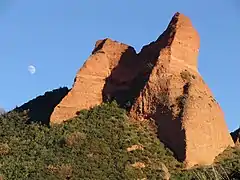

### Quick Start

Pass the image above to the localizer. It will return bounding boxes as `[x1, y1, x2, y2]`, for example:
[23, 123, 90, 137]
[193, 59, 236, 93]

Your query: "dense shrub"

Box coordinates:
[171, 146, 240, 180]
[0, 102, 180, 179]
[0, 102, 239, 179]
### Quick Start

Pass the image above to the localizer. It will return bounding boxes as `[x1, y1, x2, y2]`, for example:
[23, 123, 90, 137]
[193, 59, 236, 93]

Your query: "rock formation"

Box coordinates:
[50, 12, 234, 167]
[231, 128, 240, 145]
[129, 12, 234, 167]
[50, 39, 138, 124]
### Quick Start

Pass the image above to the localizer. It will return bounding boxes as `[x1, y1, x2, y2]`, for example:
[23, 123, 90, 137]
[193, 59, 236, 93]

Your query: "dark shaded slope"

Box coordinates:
[15, 87, 69, 125]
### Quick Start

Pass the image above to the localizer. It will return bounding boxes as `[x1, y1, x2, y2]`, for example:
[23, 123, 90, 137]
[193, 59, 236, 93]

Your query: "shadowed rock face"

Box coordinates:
[49, 12, 234, 167]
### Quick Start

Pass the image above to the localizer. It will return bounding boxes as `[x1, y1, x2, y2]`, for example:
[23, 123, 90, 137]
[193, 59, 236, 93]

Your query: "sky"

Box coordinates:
[0, 0, 239, 131]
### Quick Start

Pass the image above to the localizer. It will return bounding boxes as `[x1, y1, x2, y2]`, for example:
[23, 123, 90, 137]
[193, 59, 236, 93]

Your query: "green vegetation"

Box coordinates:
[0, 102, 239, 179]
[0, 102, 180, 179]
[172, 146, 240, 180]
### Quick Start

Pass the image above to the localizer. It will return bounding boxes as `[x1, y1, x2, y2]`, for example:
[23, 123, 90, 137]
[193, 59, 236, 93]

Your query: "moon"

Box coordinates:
[28, 65, 36, 74]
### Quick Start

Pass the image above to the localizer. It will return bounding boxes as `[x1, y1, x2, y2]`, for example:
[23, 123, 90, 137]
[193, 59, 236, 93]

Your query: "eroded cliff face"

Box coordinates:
[50, 39, 137, 124]
[50, 12, 234, 167]
[130, 13, 234, 167]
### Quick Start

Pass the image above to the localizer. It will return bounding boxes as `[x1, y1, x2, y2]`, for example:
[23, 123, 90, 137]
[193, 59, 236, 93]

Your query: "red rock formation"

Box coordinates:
[50, 12, 234, 167]
[50, 39, 137, 124]
[130, 12, 234, 167]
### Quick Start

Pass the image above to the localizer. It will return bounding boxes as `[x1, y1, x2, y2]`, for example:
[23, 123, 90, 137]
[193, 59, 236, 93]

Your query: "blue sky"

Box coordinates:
[0, 0, 239, 131]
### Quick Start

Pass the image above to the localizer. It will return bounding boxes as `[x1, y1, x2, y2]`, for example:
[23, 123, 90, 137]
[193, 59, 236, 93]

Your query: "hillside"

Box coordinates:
[0, 102, 239, 180]
[0, 12, 239, 179]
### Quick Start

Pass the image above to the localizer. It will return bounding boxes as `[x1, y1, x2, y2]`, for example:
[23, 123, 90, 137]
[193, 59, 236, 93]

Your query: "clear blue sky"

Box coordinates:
[0, 0, 239, 131]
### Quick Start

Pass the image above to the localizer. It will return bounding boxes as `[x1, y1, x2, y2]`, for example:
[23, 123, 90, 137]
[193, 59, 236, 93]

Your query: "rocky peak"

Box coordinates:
[161, 12, 199, 68]
[129, 13, 233, 168]
[50, 38, 137, 124]
[138, 12, 199, 77]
